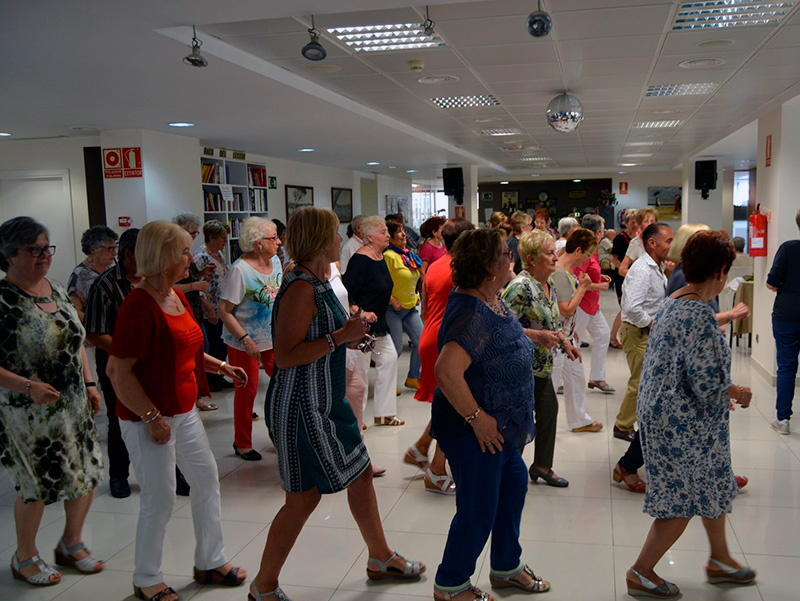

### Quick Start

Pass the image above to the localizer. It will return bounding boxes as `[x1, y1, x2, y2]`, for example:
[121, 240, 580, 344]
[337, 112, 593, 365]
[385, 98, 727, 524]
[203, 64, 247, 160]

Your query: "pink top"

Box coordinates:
[574, 254, 600, 315]
[418, 240, 447, 266]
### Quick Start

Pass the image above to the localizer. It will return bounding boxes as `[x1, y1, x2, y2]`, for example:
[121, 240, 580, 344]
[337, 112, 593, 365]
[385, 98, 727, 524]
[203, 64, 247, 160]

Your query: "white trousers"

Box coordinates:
[554, 351, 594, 429]
[575, 307, 610, 382]
[354, 334, 398, 418]
[121, 408, 226, 587]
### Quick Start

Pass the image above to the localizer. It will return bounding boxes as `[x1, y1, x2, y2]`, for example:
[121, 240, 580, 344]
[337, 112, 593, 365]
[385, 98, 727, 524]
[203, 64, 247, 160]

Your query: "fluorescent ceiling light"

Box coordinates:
[573, 179, 582, 182]
[618, 163, 640, 167]
[431, 95, 500, 109]
[618, 171, 627, 174]
[626, 141, 663, 146]
[327, 23, 446, 53]
[0, 132, 11, 137]
[646, 83, 719, 96]
[673, 1, 796, 30]
[406, 169, 417, 173]
[298, 148, 315, 152]
[634, 120, 683, 128]
[168, 122, 195, 127]
[366, 161, 380, 165]
[500, 181, 510, 184]
[622, 153, 653, 158]
[481, 128, 524, 136]
[519, 156, 550, 162]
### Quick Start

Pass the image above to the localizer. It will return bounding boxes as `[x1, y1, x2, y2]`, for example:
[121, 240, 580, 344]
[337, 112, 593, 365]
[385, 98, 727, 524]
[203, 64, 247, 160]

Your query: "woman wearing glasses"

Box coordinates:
[68, 225, 119, 321]
[0, 217, 105, 587]
[218, 217, 282, 460]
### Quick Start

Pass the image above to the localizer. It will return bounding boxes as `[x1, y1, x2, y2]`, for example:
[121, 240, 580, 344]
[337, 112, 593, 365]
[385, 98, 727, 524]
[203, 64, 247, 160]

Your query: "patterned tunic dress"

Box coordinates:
[265, 271, 370, 494]
[638, 298, 736, 519]
[0, 279, 103, 504]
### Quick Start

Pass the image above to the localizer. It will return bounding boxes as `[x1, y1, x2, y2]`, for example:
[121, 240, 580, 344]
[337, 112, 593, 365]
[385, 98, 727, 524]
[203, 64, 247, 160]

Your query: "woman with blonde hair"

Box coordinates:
[503, 229, 579, 488]
[251, 207, 424, 601]
[618, 207, 658, 277]
[107, 221, 248, 601]
[508, 210, 533, 275]
[218, 217, 282, 460]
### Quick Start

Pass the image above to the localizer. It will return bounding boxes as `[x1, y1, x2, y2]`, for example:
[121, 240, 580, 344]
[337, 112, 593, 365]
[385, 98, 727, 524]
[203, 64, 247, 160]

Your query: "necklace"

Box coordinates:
[7, 277, 53, 303]
[145, 279, 182, 312]
[296, 262, 325, 282]
[475, 285, 507, 316]
[366, 245, 383, 261]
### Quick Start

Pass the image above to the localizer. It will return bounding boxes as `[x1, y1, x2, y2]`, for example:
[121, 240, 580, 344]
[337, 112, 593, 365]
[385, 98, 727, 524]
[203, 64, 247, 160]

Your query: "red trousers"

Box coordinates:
[226, 345, 274, 449]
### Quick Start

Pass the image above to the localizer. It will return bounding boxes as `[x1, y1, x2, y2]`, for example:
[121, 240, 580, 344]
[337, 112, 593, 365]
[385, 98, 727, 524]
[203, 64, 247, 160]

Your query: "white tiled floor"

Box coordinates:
[2, 293, 798, 601]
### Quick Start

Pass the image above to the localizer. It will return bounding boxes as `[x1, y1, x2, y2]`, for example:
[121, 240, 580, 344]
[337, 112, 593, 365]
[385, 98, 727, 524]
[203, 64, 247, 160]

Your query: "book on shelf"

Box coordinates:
[249, 188, 267, 212]
[201, 162, 223, 184]
[204, 190, 224, 212]
[248, 166, 267, 187]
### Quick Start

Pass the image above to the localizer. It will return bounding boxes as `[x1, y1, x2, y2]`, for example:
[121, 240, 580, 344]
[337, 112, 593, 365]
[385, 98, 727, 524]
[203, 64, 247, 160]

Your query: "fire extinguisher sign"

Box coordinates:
[103, 147, 143, 178]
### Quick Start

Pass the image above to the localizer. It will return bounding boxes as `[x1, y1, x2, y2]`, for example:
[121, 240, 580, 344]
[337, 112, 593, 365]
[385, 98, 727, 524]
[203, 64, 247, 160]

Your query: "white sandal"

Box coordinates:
[403, 444, 430, 470]
[54, 539, 104, 573]
[11, 553, 62, 586]
[424, 468, 456, 495]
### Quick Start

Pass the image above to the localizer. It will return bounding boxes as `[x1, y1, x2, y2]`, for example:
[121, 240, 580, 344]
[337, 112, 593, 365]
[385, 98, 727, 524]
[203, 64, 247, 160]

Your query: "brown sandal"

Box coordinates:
[193, 565, 246, 587]
[374, 416, 405, 426]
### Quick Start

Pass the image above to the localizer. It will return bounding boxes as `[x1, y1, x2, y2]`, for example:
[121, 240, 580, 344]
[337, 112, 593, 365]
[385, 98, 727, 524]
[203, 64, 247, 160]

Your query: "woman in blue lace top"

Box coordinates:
[431, 229, 550, 601]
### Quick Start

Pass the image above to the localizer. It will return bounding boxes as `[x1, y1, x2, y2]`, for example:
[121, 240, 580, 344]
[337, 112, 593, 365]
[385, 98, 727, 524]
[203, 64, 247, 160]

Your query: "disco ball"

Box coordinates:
[546, 93, 584, 133]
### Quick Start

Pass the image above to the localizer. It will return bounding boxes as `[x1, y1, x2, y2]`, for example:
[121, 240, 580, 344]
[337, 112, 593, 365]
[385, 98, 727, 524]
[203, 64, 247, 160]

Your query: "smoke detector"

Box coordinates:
[408, 60, 425, 72]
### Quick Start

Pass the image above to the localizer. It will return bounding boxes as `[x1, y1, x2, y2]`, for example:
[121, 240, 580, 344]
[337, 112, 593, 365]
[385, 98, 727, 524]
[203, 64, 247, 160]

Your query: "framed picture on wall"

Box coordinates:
[501, 190, 519, 211]
[331, 187, 353, 223]
[285, 184, 314, 217]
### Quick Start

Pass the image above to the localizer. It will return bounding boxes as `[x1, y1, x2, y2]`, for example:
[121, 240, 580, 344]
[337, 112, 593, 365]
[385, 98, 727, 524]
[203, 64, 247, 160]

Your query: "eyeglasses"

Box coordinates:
[23, 245, 57, 257]
[100, 245, 118, 254]
[189, 231, 199, 239]
[260, 235, 279, 242]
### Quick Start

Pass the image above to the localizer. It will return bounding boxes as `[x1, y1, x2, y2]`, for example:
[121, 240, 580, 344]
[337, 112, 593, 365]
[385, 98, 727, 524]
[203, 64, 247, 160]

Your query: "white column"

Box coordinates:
[751, 104, 800, 384]
[447, 165, 479, 223]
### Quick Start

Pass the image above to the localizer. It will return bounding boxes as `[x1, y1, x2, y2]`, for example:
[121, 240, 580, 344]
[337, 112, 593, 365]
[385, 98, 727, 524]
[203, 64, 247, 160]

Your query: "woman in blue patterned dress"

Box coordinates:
[250, 207, 424, 601]
[627, 231, 756, 599]
[432, 229, 550, 601]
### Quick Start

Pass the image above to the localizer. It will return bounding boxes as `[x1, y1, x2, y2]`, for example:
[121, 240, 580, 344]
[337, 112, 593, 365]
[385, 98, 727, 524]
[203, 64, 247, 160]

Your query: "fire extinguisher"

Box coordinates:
[748, 204, 767, 257]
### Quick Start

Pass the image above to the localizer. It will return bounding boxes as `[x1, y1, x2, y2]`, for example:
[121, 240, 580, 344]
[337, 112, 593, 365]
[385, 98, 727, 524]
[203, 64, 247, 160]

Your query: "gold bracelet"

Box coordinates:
[140, 407, 158, 421]
[217, 361, 227, 375]
[464, 406, 482, 424]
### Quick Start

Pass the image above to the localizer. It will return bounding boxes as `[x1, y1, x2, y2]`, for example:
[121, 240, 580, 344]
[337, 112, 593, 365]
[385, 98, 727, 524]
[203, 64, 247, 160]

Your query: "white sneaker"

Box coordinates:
[771, 419, 790, 435]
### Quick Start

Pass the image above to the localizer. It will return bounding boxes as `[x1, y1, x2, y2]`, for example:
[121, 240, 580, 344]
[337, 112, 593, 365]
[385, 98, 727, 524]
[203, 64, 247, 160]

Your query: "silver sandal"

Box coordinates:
[367, 551, 426, 580]
[489, 564, 551, 593]
[11, 553, 62, 586]
[54, 539, 104, 573]
[248, 583, 292, 601]
[434, 585, 496, 600]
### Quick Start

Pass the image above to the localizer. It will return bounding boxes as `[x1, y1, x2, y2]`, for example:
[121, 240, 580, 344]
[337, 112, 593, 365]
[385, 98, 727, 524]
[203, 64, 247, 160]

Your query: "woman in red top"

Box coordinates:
[107, 222, 248, 601]
[405, 218, 475, 494]
[417, 216, 447, 277]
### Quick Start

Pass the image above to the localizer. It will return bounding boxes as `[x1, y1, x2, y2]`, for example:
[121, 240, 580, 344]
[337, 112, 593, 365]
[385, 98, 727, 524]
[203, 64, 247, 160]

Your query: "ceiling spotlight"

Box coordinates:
[527, 0, 552, 38]
[423, 5, 436, 36]
[183, 26, 208, 67]
[546, 92, 584, 133]
[302, 16, 327, 61]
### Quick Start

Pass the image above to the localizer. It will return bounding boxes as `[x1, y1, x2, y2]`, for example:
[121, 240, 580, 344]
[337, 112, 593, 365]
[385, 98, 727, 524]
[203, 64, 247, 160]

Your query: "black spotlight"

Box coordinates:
[183, 25, 208, 67]
[527, 1, 552, 38]
[302, 16, 327, 61]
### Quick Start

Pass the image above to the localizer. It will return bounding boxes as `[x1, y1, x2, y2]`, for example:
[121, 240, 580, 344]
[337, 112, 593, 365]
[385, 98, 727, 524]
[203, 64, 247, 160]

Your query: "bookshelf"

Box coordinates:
[201, 149, 268, 261]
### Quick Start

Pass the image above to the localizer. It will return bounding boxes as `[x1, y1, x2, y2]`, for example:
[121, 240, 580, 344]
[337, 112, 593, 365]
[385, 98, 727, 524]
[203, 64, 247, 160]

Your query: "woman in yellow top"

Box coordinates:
[384, 219, 424, 391]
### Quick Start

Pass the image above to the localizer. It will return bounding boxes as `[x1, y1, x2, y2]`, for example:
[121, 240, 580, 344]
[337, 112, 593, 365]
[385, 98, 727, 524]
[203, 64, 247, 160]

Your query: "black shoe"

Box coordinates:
[233, 443, 262, 461]
[580, 341, 590, 348]
[209, 380, 235, 392]
[109, 477, 131, 499]
[529, 465, 569, 487]
[176, 471, 191, 497]
[252, 412, 260, 421]
[613, 425, 636, 443]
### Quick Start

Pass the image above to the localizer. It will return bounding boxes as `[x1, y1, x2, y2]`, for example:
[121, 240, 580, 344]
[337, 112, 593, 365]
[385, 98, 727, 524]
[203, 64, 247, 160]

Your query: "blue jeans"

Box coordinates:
[773, 317, 800, 421]
[385, 306, 423, 379]
[434, 436, 528, 593]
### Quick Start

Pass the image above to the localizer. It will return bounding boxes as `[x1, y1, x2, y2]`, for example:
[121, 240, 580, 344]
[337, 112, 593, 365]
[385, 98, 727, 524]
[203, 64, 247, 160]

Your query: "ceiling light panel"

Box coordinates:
[673, 1, 796, 30]
[626, 141, 664, 146]
[519, 156, 551, 161]
[431, 95, 500, 109]
[327, 23, 445, 52]
[634, 120, 684, 128]
[481, 128, 525, 136]
[647, 82, 719, 96]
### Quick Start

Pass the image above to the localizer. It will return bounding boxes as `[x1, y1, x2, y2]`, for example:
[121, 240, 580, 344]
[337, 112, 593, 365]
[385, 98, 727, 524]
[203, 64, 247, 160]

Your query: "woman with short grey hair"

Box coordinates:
[219, 217, 283, 460]
[172, 212, 201, 233]
[555, 217, 579, 256]
[68, 225, 119, 320]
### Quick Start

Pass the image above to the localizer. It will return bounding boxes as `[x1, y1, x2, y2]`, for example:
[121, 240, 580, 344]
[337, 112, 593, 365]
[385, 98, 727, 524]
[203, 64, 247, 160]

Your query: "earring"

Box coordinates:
[491, 276, 497, 282]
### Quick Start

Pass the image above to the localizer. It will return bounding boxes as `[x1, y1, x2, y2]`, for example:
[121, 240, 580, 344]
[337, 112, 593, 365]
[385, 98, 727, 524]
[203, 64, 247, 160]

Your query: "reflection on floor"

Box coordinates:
[1, 292, 798, 601]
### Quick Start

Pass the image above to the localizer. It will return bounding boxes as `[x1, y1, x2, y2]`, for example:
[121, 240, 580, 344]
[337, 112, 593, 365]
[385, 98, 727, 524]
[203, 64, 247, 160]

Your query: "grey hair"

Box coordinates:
[172, 212, 201, 230]
[0, 216, 49, 272]
[580, 213, 605, 234]
[557, 217, 579, 238]
[203, 219, 228, 243]
[360, 215, 385, 242]
[238, 216, 276, 253]
[80, 225, 118, 256]
[730, 236, 745, 252]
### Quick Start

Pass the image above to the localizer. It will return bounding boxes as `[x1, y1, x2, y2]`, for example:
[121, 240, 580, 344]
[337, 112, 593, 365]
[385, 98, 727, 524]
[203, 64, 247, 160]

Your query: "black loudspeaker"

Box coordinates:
[695, 160, 717, 197]
[443, 167, 464, 204]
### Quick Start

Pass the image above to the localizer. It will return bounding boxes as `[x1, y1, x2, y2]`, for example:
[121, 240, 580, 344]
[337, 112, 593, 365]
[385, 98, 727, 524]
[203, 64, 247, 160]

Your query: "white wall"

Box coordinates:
[377, 174, 413, 215]
[0, 136, 97, 268]
[143, 131, 203, 224]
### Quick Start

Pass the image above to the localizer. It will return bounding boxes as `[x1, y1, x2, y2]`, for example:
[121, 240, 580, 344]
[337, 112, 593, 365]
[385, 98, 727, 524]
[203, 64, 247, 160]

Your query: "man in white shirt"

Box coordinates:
[339, 214, 365, 273]
[614, 223, 674, 441]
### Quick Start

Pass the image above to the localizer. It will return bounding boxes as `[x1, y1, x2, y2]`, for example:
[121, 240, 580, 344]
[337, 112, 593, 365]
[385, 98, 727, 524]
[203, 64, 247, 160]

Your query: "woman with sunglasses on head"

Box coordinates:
[0, 217, 105, 588]
[68, 225, 119, 321]
[218, 217, 283, 460]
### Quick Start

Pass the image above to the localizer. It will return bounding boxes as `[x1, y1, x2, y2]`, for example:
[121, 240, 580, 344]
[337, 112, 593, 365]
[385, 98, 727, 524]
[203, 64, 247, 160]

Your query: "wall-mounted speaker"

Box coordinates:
[443, 167, 464, 204]
[695, 160, 717, 198]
